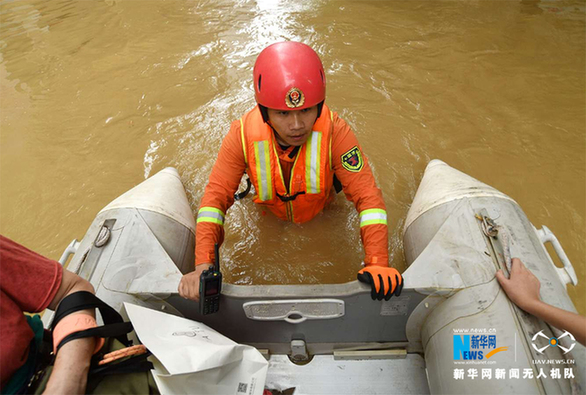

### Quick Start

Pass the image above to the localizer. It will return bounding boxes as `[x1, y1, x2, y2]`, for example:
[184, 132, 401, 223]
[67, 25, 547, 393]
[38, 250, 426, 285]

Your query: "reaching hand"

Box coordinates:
[178, 263, 214, 301]
[496, 257, 586, 346]
[357, 265, 403, 301]
[496, 257, 541, 312]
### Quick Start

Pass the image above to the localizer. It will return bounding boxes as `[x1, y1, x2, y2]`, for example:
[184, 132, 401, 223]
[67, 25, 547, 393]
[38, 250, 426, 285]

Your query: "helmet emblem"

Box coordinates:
[285, 87, 305, 108]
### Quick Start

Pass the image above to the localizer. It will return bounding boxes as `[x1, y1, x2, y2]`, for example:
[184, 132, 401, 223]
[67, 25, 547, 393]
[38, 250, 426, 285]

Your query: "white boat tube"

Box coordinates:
[403, 159, 584, 394]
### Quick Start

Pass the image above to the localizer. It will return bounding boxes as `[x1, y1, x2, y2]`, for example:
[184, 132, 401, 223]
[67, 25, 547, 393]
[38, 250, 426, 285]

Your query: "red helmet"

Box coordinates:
[253, 42, 326, 111]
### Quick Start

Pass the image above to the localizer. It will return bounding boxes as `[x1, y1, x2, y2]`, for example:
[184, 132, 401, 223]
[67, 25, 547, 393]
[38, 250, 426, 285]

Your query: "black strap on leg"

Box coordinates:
[89, 352, 153, 378]
[85, 352, 154, 393]
[48, 291, 155, 389]
[56, 322, 134, 354]
[52, 291, 124, 328]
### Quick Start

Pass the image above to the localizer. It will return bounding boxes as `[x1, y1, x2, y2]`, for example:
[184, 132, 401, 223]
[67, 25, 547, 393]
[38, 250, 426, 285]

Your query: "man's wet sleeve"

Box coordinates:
[330, 114, 389, 266]
[195, 121, 246, 265]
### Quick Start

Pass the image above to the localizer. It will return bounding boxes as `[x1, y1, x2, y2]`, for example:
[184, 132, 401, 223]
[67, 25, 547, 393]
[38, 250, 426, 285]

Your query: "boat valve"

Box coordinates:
[290, 339, 309, 363]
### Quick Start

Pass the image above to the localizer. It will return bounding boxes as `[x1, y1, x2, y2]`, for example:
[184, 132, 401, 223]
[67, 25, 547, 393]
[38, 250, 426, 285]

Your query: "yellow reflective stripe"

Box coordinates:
[197, 207, 225, 225]
[197, 217, 223, 225]
[329, 111, 333, 169]
[329, 133, 332, 170]
[359, 209, 388, 227]
[287, 149, 302, 222]
[240, 119, 247, 165]
[305, 132, 322, 194]
[264, 143, 274, 200]
[254, 141, 272, 201]
[361, 219, 388, 227]
[270, 141, 290, 195]
[305, 136, 312, 192]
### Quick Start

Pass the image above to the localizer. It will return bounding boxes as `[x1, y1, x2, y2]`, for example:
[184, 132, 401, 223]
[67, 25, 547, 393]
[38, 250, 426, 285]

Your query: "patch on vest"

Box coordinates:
[341, 146, 364, 172]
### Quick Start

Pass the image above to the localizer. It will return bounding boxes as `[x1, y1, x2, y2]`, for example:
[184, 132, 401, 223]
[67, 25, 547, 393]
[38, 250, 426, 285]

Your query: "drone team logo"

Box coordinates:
[531, 330, 576, 354]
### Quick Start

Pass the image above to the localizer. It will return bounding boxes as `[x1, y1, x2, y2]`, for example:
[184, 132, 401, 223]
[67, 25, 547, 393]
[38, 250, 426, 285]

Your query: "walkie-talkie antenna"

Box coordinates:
[214, 243, 220, 271]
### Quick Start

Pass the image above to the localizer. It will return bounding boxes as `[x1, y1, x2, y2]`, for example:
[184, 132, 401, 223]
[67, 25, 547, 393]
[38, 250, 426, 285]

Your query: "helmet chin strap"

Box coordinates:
[316, 100, 324, 119]
[259, 104, 270, 123]
[259, 106, 284, 146]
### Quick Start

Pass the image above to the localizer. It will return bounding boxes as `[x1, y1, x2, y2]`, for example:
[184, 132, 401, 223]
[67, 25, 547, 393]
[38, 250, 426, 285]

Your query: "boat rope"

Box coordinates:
[496, 225, 512, 274]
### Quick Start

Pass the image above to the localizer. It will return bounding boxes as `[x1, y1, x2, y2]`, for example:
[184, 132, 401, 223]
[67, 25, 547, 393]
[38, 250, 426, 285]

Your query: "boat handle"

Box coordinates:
[284, 313, 307, 324]
[535, 226, 578, 286]
[58, 239, 80, 266]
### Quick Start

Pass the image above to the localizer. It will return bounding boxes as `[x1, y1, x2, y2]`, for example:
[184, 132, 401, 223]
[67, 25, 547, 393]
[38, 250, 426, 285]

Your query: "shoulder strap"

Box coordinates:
[234, 177, 252, 201]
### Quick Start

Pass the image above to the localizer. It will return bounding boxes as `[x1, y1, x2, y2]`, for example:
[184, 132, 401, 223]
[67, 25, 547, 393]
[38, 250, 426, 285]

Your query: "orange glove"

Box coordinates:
[357, 265, 404, 301]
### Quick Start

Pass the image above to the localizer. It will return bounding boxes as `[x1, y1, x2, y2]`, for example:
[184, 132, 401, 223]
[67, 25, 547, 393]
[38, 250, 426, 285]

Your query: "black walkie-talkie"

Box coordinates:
[199, 243, 222, 315]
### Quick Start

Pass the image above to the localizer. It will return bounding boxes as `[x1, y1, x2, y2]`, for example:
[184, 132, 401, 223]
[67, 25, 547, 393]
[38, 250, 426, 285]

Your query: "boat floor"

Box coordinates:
[265, 354, 430, 395]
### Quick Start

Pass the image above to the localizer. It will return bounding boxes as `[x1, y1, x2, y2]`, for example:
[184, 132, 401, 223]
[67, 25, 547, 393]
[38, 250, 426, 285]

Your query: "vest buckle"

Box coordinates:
[276, 191, 305, 202]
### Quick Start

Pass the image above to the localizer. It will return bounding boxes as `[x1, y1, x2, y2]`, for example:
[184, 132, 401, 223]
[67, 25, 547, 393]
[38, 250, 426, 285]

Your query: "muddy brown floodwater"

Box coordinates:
[1, 0, 584, 314]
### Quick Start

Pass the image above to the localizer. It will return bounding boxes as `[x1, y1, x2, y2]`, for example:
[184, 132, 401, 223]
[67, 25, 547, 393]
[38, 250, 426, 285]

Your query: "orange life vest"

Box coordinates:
[239, 105, 334, 223]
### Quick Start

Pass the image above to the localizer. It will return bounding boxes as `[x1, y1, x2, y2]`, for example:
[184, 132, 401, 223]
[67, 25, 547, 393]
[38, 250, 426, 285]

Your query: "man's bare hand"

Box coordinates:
[178, 263, 214, 301]
[496, 257, 541, 312]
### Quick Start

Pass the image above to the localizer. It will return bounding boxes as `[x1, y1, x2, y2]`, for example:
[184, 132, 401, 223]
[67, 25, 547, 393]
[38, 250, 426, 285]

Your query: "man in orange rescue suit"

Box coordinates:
[178, 41, 404, 302]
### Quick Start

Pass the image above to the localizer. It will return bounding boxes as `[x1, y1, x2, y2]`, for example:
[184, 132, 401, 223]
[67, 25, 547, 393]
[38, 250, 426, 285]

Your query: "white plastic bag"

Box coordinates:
[124, 303, 268, 395]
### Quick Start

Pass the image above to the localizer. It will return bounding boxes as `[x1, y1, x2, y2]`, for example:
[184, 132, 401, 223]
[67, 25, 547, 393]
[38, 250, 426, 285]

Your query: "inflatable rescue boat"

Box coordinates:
[42, 159, 585, 394]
